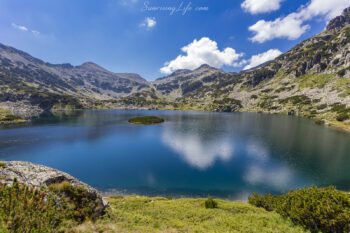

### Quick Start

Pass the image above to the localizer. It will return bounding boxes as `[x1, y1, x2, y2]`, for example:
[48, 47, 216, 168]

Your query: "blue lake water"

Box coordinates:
[1, 110, 350, 199]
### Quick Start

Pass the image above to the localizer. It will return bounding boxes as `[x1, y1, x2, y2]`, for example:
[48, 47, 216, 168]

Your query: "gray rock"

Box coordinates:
[0, 161, 107, 216]
[327, 7, 350, 30]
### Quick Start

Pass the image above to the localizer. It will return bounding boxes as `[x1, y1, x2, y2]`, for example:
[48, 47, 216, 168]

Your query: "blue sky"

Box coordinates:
[0, 0, 348, 80]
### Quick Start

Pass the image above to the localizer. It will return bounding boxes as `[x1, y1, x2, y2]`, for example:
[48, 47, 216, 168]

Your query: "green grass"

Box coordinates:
[68, 196, 307, 233]
[3, 181, 350, 233]
[297, 74, 334, 89]
[0, 109, 24, 124]
[128, 116, 165, 125]
[335, 78, 350, 95]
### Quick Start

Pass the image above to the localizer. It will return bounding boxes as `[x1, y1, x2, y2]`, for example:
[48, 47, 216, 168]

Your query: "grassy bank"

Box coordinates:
[67, 196, 306, 233]
[0, 108, 26, 125]
[2, 177, 350, 232]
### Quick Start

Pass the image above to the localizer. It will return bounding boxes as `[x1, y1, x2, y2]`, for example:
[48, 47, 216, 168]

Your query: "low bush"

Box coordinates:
[248, 193, 279, 211]
[0, 180, 104, 232]
[204, 198, 218, 209]
[49, 181, 101, 222]
[0, 180, 66, 233]
[331, 103, 350, 114]
[336, 113, 349, 122]
[314, 119, 325, 125]
[249, 187, 350, 233]
[316, 104, 327, 110]
[279, 95, 311, 105]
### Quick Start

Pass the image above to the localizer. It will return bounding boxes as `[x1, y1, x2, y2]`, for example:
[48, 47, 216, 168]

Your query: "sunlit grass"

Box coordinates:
[68, 196, 307, 233]
[297, 74, 334, 89]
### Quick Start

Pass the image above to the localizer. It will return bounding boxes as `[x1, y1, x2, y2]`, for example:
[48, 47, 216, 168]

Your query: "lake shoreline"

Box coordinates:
[3, 106, 350, 133]
[1, 160, 348, 233]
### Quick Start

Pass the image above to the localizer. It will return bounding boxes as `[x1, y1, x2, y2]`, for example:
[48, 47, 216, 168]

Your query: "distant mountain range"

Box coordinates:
[0, 7, 349, 129]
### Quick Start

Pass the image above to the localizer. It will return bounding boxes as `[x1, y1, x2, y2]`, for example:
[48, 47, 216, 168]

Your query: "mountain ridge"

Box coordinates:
[0, 6, 349, 130]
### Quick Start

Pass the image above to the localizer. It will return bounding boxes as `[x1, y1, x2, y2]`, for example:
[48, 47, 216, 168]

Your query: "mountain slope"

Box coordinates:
[0, 43, 151, 115]
[0, 7, 349, 128]
[143, 7, 350, 127]
[152, 64, 230, 99]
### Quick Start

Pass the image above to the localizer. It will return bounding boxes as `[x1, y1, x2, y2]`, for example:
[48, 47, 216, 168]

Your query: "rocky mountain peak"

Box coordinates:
[326, 6, 350, 30]
[79, 61, 107, 72]
[195, 64, 217, 71]
[172, 69, 192, 75]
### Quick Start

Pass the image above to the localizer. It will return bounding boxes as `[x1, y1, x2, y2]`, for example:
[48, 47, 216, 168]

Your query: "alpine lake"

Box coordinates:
[1, 110, 350, 199]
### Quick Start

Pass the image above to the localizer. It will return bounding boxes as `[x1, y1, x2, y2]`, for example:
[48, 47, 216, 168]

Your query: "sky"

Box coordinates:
[0, 0, 348, 80]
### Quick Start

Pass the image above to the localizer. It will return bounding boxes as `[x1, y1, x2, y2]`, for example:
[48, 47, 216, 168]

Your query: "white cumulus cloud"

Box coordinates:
[160, 37, 243, 74]
[249, 0, 349, 43]
[249, 14, 309, 43]
[11, 23, 28, 32]
[244, 49, 282, 70]
[141, 17, 157, 29]
[241, 0, 283, 14]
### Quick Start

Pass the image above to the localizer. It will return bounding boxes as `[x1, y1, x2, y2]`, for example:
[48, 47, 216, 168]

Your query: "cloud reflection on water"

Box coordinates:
[162, 128, 234, 170]
[162, 123, 305, 192]
[244, 164, 295, 190]
[244, 139, 303, 191]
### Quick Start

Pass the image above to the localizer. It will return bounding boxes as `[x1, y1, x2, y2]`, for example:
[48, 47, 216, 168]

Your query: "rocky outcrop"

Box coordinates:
[0, 161, 107, 216]
[327, 7, 350, 30]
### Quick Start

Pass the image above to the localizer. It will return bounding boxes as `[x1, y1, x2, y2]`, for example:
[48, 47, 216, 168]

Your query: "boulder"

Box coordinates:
[0, 161, 107, 217]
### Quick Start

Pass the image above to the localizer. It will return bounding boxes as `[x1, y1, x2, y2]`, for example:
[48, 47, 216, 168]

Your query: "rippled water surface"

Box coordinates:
[1, 110, 350, 198]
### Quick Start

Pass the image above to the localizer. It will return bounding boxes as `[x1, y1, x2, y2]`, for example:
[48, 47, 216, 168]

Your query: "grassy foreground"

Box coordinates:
[67, 196, 307, 233]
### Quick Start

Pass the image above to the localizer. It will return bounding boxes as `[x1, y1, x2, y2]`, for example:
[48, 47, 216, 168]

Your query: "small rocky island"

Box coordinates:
[128, 116, 165, 125]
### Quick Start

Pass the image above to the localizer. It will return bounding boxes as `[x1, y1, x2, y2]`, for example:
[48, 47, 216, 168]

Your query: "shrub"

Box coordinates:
[331, 103, 349, 114]
[314, 119, 325, 125]
[204, 198, 218, 209]
[337, 69, 346, 77]
[0, 180, 66, 233]
[49, 181, 101, 222]
[249, 187, 350, 233]
[279, 95, 311, 105]
[316, 104, 327, 110]
[248, 193, 278, 211]
[336, 113, 349, 122]
[0, 162, 5, 169]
